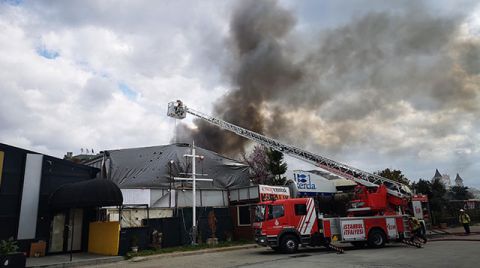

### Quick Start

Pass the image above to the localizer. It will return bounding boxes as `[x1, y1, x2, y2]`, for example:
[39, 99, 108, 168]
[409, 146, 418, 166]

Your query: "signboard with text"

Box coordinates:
[259, 185, 290, 202]
[340, 219, 366, 241]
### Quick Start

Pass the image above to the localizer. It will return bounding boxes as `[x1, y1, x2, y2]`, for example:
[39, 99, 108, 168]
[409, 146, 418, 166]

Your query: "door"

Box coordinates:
[67, 209, 83, 251]
[48, 208, 84, 253]
[49, 213, 66, 253]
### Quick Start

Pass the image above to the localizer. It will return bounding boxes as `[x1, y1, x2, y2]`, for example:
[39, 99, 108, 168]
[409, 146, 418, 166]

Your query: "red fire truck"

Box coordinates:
[253, 196, 411, 253]
[167, 101, 425, 252]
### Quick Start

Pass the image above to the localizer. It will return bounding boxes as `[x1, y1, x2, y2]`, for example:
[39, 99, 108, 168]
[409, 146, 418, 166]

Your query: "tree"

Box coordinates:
[449, 186, 474, 200]
[375, 168, 410, 186]
[243, 145, 272, 185]
[266, 148, 288, 186]
[412, 179, 432, 197]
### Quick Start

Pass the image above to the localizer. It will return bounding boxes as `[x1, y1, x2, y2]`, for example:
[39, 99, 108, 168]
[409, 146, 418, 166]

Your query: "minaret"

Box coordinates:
[455, 173, 464, 187]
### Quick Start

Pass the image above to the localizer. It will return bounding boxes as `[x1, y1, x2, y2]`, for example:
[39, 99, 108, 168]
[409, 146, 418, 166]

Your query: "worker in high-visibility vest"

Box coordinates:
[459, 209, 471, 234]
[409, 216, 427, 243]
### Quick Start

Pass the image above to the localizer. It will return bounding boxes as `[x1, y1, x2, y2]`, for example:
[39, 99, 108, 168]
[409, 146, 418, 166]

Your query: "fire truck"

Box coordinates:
[167, 100, 425, 253]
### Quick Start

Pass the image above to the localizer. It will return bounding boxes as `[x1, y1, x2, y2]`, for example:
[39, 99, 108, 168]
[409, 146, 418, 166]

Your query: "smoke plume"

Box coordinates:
[176, 0, 480, 158]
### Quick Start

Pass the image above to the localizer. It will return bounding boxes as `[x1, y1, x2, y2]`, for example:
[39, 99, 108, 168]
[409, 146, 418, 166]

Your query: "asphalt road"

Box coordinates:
[91, 241, 480, 268]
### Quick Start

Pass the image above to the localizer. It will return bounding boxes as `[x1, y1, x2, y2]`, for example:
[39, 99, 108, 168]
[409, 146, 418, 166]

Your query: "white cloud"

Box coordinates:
[0, 0, 479, 188]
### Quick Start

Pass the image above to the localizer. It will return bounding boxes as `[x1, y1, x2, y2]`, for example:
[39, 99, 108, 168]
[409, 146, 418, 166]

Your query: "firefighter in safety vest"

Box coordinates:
[459, 209, 471, 234]
[409, 217, 427, 243]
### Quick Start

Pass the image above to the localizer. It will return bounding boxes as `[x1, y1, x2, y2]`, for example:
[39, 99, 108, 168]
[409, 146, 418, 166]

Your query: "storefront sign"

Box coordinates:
[259, 185, 290, 202]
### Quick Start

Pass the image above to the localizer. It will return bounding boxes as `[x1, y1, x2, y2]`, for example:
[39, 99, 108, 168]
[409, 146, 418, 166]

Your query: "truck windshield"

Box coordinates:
[254, 205, 266, 222]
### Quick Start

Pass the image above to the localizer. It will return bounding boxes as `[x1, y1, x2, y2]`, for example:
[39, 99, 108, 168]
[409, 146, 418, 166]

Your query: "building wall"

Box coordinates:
[229, 205, 254, 241]
[0, 143, 99, 253]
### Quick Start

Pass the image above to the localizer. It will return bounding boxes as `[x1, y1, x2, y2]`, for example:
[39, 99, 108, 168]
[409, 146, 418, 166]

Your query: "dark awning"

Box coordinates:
[49, 179, 123, 209]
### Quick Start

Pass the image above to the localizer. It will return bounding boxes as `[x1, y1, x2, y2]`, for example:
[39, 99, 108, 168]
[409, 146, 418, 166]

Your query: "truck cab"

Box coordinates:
[253, 198, 325, 253]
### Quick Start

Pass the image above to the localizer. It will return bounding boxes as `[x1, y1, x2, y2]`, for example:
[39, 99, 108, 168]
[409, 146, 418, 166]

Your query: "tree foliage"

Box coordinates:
[449, 186, 474, 200]
[243, 145, 271, 185]
[375, 168, 410, 186]
[244, 146, 287, 186]
[266, 148, 288, 185]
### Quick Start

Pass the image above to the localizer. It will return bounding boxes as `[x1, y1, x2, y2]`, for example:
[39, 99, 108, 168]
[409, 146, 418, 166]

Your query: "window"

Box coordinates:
[295, 204, 307, 216]
[238, 205, 251, 226]
[268, 205, 284, 219]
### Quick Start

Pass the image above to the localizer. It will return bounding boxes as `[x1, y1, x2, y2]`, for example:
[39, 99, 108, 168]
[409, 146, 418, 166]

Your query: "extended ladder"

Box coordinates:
[167, 100, 411, 199]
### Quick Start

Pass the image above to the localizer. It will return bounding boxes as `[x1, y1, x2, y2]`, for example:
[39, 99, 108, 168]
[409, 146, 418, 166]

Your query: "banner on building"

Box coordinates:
[259, 185, 290, 202]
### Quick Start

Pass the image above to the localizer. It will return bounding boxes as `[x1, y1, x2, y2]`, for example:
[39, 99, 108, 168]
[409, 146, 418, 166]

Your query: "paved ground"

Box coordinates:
[30, 224, 480, 268]
[87, 240, 480, 268]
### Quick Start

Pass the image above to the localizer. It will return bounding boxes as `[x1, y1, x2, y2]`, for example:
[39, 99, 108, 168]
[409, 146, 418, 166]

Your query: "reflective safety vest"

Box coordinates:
[410, 218, 421, 231]
[459, 213, 471, 224]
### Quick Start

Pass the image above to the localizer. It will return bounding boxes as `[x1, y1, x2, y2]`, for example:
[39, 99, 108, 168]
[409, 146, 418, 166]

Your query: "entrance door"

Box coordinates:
[67, 209, 83, 251]
[48, 209, 84, 253]
[49, 213, 66, 253]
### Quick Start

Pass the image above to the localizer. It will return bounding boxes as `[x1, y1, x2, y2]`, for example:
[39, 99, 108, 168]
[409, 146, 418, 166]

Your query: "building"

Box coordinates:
[84, 143, 251, 249]
[455, 173, 464, 187]
[431, 169, 451, 187]
[0, 143, 122, 255]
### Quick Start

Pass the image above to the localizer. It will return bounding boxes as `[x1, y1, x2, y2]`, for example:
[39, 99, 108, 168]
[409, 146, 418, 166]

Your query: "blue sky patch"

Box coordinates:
[2, 0, 24, 6]
[36, 46, 59, 60]
[118, 82, 138, 99]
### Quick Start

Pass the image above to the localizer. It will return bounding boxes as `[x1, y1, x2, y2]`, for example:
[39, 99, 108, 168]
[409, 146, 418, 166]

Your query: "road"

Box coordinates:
[89, 241, 479, 268]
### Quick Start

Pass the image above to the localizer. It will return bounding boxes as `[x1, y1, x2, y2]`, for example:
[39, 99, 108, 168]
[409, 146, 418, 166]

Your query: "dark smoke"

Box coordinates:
[175, 0, 480, 157]
[175, 0, 302, 155]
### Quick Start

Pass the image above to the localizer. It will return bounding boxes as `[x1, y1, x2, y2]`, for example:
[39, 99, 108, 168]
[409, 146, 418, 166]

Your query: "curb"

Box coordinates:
[130, 244, 258, 262]
[28, 256, 124, 268]
[429, 238, 480, 242]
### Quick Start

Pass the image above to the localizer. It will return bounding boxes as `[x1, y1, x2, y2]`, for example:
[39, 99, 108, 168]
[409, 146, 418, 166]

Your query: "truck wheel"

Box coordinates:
[281, 234, 299, 254]
[367, 229, 386, 248]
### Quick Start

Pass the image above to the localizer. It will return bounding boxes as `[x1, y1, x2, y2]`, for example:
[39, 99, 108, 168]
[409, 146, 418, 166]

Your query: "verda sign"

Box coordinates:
[294, 173, 317, 190]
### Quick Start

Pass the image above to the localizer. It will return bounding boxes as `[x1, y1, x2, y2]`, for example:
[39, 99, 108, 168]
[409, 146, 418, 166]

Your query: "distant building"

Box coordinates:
[431, 169, 451, 187]
[455, 173, 464, 187]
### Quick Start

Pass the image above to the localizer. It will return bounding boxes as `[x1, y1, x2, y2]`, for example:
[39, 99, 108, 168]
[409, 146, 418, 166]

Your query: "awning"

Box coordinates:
[49, 179, 123, 209]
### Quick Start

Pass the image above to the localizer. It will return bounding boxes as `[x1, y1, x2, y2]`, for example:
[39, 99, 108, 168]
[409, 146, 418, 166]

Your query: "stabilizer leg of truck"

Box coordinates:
[401, 239, 423, 248]
[325, 243, 345, 254]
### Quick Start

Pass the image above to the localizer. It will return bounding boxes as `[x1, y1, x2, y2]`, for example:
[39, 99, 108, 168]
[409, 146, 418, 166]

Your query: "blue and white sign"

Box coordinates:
[294, 173, 317, 190]
[288, 170, 337, 196]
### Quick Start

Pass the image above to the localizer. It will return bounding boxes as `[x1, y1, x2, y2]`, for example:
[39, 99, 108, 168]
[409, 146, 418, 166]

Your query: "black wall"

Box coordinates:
[0, 143, 99, 252]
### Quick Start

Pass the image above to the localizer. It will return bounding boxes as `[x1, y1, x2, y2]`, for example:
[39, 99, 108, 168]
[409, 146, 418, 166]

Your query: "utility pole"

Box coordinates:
[174, 141, 212, 245]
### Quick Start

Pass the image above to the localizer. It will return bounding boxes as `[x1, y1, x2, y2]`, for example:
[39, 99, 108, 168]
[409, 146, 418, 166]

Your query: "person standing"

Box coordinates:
[459, 209, 471, 234]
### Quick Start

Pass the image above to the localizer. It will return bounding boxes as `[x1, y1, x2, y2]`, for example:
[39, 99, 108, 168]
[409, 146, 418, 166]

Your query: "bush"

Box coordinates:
[0, 237, 19, 255]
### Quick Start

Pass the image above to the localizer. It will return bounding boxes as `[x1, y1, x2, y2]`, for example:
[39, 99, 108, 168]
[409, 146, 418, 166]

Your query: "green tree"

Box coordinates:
[429, 178, 448, 225]
[412, 179, 432, 197]
[375, 168, 410, 186]
[266, 149, 287, 186]
[449, 186, 474, 200]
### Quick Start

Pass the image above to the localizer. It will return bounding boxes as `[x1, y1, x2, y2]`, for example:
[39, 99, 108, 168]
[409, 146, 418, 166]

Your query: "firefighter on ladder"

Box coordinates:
[409, 217, 427, 244]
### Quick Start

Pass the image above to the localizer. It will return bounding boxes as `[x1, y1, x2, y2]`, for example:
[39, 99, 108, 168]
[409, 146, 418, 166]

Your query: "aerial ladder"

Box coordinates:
[167, 100, 412, 216]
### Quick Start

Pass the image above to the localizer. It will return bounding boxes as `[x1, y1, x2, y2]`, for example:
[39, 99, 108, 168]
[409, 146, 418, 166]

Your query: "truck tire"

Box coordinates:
[367, 229, 386, 248]
[280, 234, 299, 254]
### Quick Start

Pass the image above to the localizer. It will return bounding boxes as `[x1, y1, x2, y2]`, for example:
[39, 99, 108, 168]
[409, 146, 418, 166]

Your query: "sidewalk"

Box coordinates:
[26, 244, 258, 268]
[428, 224, 480, 242]
[26, 253, 123, 268]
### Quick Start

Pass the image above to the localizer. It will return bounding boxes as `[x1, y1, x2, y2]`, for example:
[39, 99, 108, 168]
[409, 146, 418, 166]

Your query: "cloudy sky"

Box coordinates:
[1, 0, 479, 187]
